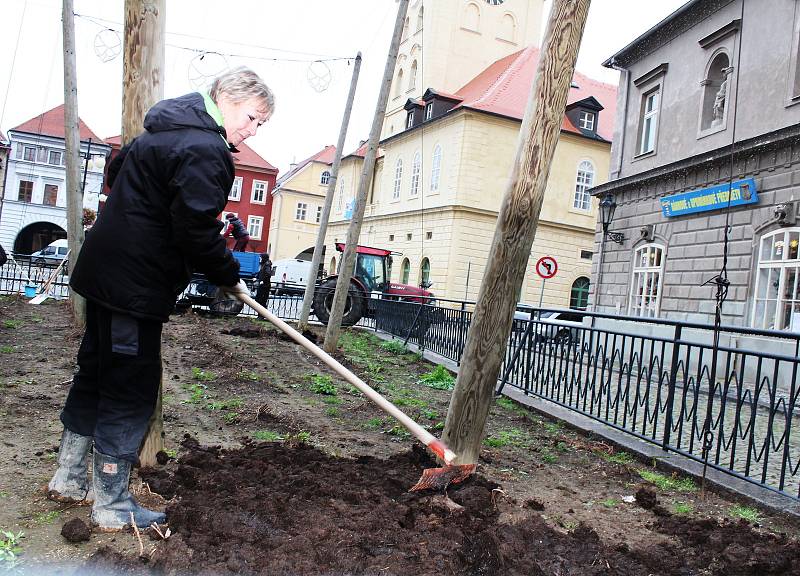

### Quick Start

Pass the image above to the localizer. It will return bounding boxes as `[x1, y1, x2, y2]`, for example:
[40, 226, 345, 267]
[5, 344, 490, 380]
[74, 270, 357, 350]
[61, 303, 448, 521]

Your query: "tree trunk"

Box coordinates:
[322, 0, 409, 354]
[442, 0, 592, 465]
[123, 0, 166, 468]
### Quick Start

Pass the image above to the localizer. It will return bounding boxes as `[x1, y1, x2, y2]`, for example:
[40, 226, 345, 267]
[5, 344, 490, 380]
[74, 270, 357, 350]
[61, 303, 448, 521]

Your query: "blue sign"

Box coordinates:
[344, 198, 355, 219]
[660, 178, 758, 217]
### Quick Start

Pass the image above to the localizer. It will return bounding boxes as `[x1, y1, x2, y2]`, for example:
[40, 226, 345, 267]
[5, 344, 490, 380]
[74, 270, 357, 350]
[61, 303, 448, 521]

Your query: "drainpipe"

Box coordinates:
[606, 58, 630, 180]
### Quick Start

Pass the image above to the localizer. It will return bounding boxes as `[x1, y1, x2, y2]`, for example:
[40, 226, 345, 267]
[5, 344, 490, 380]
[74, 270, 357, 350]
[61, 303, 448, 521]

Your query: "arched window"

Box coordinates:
[393, 158, 403, 200]
[700, 51, 731, 131]
[416, 6, 424, 32]
[410, 152, 421, 196]
[464, 2, 480, 31]
[395, 69, 404, 98]
[430, 144, 442, 193]
[420, 257, 431, 287]
[336, 177, 345, 212]
[573, 160, 594, 210]
[320, 170, 331, 185]
[499, 13, 516, 42]
[329, 257, 337, 276]
[409, 60, 418, 91]
[570, 277, 590, 310]
[402, 17, 409, 40]
[629, 244, 665, 318]
[753, 228, 800, 330]
[401, 258, 411, 284]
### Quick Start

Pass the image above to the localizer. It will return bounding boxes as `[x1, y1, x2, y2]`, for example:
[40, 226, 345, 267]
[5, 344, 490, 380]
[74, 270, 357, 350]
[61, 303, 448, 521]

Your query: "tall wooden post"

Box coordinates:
[297, 53, 362, 332]
[62, 0, 85, 327]
[323, 0, 409, 354]
[122, 0, 166, 467]
[442, 0, 592, 464]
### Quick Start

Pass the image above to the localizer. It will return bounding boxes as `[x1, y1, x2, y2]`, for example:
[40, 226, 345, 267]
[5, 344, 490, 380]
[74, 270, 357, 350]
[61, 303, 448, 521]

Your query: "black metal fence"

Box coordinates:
[2, 265, 797, 500]
[0, 254, 70, 300]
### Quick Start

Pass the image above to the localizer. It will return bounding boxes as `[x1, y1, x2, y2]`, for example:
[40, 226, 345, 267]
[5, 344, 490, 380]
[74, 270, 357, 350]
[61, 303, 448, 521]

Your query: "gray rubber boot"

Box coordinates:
[47, 428, 94, 504]
[91, 449, 165, 531]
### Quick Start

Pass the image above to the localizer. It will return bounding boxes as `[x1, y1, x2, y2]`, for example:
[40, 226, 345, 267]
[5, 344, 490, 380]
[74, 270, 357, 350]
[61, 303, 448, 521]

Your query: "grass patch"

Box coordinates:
[253, 430, 283, 441]
[2, 320, 22, 329]
[600, 498, 619, 508]
[164, 449, 178, 459]
[483, 428, 527, 448]
[206, 398, 242, 411]
[541, 449, 558, 464]
[365, 417, 384, 429]
[223, 412, 239, 424]
[325, 407, 340, 418]
[394, 394, 427, 408]
[191, 367, 216, 381]
[309, 374, 337, 396]
[421, 409, 439, 420]
[0, 530, 24, 568]
[344, 385, 363, 397]
[419, 365, 455, 390]
[543, 421, 563, 435]
[386, 425, 411, 439]
[184, 383, 209, 404]
[604, 451, 635, 465]
[33, 510, 61, 525]
[236, 369, 260, 382]
[638, 469, 698, 492]
[286, 431, 311, 446]
[673, 501, 693, 515]
[0, 346, 13, 354]
[729, 504, 762, 523]
[380, 339, 407, 354]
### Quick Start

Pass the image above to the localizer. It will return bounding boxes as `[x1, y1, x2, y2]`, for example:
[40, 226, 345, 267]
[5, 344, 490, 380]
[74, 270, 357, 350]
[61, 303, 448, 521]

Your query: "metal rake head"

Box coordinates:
[409, 464, 477, 492]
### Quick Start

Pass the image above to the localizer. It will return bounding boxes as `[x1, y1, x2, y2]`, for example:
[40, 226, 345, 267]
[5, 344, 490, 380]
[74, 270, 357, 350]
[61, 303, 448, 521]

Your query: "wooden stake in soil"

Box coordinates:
[122, 0, 166, 468]
[297, 53, 362, 332]
[441, 0, 592, 465]
[322, 0, 410, 354]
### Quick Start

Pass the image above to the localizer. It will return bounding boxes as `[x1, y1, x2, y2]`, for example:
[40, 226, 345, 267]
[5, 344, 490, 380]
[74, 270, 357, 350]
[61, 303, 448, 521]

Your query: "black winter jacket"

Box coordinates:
[70, 92, 241, 322]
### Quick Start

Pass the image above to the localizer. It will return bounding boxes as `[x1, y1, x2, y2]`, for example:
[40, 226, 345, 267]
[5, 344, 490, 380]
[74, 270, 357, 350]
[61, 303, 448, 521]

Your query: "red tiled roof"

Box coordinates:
[10, 104, 103, 142]
[233, 142, 277, 172]
[346, 142, 384, 160]
[105, 135, 122, 148]
[277, 144, 336, 185]
[454, 46, 617, 142]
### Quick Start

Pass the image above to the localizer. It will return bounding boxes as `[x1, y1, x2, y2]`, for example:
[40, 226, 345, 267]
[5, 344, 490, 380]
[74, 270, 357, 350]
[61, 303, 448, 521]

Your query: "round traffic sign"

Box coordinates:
[536, 256, 558, 279]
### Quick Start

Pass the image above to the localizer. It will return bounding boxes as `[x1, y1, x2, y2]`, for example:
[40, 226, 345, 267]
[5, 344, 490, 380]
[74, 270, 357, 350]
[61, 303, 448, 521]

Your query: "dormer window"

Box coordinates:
[406, 111, 415, 129]
[425, 102, 434, 120]
[578, 111, 595, 131]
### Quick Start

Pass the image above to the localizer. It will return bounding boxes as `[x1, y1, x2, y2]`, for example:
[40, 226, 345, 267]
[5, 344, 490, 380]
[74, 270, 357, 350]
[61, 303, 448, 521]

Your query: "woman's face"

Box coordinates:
[217, 95, 270, 147]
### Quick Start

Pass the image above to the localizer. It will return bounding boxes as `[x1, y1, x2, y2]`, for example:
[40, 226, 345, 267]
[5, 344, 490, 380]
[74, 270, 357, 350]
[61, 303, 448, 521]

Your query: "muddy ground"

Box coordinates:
[1, 295, 800, 575]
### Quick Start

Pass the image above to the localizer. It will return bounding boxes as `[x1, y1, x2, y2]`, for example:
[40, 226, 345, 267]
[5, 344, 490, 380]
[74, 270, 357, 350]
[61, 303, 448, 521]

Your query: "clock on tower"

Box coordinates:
[484, 0, 505, 4]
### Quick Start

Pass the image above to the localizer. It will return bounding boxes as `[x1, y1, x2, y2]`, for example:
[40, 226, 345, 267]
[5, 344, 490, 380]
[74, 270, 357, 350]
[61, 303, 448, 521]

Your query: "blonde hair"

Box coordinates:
[210, 66, 275, 118]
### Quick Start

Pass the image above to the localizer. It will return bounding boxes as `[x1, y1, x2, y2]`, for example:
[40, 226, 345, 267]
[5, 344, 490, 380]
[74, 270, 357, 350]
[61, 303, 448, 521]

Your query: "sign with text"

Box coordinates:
[660, 178, 758, 217]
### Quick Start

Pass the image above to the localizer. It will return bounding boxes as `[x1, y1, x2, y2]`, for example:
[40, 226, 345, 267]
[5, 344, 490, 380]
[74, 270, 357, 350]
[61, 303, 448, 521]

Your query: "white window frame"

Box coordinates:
[295, 202, 308, 221]
[316, 205, 323, 224]
[48, 150, 63, 166]
[336, 177, 345, 213]
[247, 215, 263, 240]
[425, 102, 434, 120]
[393, 158, 403, 200]
[638, 88, 660, 156]
[410, 152, 421, 197]
[229, 176, 243, 201]
[629, 244, 665, 318]
[578, 111, 595, 131]
[22, 146, 36, 162]
[573, 160, 594, 211]
[406, 111, 414, 130]
[320, 170, 331, 185]
[752, 228, 800, 331]
[251, 180, 267, 204]
[220, 211, 238, 233]
[17, 179, 34, 202]
[430, 144, 442, 193]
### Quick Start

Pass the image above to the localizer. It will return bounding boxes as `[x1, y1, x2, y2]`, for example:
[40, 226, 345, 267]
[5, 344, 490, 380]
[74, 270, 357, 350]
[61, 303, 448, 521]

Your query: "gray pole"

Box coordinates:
[322, 0, 409, 354]
[297, 53, 362, 331]
[62, 0, 85, 326]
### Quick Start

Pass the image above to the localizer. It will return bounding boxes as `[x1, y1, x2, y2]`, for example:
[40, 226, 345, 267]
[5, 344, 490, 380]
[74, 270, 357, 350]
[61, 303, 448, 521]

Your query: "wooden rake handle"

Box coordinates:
[236, 292, 456, 465]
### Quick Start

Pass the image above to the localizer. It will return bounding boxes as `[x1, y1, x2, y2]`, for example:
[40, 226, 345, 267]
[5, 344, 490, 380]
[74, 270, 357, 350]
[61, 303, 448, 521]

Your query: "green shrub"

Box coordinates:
[419, 365, 455, 390]
[310, 374, 337, 395]
[380, 340, 407, 354]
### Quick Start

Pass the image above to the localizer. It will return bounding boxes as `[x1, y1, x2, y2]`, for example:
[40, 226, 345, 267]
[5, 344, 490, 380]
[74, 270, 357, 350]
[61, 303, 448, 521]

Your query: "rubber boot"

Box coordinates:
[47, 428, 94, 504]
[91, 449, 165, 531]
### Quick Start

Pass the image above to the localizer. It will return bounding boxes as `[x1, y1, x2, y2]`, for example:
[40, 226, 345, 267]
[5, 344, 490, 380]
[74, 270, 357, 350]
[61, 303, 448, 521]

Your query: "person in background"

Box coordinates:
[254, 252, 273, 307]
[47, 66, 274, 531]
[223, 213, 250, 251]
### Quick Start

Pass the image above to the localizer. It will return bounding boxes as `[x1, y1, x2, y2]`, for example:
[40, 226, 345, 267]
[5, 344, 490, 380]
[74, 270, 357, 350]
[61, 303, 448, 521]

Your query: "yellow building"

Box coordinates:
[268, 145, 336, 262]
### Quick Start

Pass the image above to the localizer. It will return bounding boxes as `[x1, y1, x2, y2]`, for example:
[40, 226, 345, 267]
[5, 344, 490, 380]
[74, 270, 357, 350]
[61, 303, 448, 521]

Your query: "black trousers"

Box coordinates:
[61, 301, 162, 463]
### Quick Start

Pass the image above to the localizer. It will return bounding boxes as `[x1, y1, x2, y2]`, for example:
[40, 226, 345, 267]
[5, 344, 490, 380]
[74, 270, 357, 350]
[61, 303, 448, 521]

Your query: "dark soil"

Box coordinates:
[60, 518, 90, 543]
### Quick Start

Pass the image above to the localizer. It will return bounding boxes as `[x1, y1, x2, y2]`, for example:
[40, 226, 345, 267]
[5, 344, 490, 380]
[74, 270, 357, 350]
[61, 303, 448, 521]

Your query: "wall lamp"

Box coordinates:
[599, 192, 625, 245]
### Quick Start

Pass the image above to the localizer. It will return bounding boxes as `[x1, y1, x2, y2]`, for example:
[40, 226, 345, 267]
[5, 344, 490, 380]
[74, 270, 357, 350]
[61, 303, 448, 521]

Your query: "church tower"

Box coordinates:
[383, 0, 545, 137]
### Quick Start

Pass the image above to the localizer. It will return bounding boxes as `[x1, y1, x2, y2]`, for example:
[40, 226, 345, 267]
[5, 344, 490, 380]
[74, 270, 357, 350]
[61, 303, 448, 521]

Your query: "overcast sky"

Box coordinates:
[0, 0, 687, 174]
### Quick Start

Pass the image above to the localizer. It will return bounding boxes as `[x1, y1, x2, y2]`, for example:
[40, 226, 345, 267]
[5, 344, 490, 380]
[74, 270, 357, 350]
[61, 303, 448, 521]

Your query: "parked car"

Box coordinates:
[31, 239, 69, 266]
[513, 307, 586, 347]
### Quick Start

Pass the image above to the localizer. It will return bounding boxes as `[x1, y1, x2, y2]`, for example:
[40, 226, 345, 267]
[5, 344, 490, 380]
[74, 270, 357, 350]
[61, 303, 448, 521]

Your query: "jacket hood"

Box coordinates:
[144, 92, 226, 138]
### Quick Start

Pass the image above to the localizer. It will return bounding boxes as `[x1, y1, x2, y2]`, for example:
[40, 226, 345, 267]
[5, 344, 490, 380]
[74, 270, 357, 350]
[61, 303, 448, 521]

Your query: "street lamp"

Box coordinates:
[599, 192, 625, 245]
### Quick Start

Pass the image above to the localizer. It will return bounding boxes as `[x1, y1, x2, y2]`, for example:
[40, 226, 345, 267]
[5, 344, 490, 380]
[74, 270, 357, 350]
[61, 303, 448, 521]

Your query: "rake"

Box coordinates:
[234, 292, 476, 491]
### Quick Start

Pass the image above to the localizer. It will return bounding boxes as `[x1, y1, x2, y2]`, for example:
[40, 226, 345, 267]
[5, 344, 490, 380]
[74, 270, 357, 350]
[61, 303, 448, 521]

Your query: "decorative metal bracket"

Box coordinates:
[605, 231, 625, 245]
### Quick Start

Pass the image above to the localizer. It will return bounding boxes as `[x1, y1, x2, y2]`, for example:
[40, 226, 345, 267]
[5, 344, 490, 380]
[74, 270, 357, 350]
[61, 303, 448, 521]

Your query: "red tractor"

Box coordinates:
[313, 243, 433, 326]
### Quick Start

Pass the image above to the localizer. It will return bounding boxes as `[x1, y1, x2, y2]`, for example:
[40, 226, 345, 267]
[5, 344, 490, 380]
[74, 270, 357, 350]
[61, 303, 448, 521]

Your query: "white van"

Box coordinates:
[272, 259, 313, 295]
[31, 239, 69, 265]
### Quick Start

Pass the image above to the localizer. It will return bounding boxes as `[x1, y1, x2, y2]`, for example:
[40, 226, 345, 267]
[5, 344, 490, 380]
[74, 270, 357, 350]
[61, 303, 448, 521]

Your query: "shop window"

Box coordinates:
[752, 229, 800, 330]
[629, 244, 665, 317]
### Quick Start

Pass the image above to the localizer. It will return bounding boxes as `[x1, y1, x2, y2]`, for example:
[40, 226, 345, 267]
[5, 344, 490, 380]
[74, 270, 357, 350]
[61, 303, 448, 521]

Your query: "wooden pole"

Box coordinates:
[442, 0, 592, 465]
[297, 53, 362, 332]
[323, 0, 409, 354]
[122, 0, 166, 467]
[62, 0, 85, 327]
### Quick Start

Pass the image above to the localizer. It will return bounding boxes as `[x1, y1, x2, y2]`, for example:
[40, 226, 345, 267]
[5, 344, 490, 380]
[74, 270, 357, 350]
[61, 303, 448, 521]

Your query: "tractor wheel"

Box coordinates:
[209, 287, 244, 316]
[313, 278, 365, 326]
